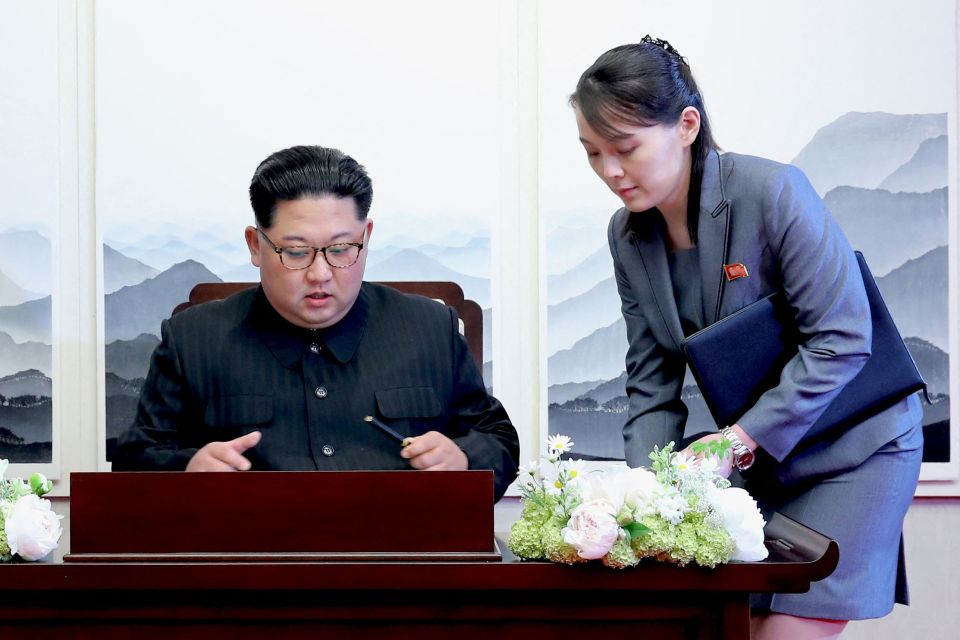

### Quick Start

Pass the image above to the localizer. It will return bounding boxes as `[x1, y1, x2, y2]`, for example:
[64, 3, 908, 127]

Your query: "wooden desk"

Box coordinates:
[0, 514, 836, 640]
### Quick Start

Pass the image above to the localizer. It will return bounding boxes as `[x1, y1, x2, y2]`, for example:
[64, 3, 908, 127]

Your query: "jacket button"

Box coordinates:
[314, 387, 328, 399]
[309, 343, 321, 354]
[321, 445, 335, 457]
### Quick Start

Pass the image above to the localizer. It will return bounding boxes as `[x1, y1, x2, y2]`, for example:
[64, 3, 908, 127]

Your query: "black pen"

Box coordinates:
[363, 415, 411, 447]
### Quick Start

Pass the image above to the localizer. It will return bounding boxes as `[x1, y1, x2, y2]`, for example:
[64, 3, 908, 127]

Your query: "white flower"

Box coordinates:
[539, 462, 562, 495]
[672, 452, 697, 473]
[0, 458, 8, 482]
[617, 469, 660, 520]
[546, 434, 574, 455]
[561, 499, 620, 560]
[708, 486, 768, 561]
[653, 486, 689, 525]
[561, 459, 587, 486]
[4, 494, 63, 561]
[696, 455, 719, 476]
[575, 467, 662, 523]
[518, 460, 541, 481]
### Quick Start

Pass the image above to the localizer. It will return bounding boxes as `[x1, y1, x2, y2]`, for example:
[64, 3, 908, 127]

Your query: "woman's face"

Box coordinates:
[575, 107, 699, 215]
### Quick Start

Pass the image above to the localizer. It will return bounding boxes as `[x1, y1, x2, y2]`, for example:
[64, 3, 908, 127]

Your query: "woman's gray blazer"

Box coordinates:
[608, 150, 921, 485]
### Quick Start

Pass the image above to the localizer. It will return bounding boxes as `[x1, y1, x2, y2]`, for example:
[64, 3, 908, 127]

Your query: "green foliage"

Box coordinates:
[690, 437, 733, 460]
[0, 514, 10, 562]
[602, 537, 640, 569]
[648, 442, 685, 485]
[541, 517, 582, 565]
[508, 517, 546, 560]
[29, 473, 52, 496]
[0, 478, 30, 503]
[623, 521, 650, 541]
[627, 510, 734, 568]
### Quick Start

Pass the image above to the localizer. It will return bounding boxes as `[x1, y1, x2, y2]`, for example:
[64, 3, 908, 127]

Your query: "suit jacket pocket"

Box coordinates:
[204, 394, 274, 428]
[375, 387, 442, 419]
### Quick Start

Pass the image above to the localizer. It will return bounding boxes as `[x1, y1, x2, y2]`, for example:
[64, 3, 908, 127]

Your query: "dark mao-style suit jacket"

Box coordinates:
[113, 282, 520, 500]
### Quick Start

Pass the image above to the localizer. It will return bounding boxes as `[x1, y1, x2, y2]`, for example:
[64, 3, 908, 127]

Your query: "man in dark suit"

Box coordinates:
[113, 145, 519, 500]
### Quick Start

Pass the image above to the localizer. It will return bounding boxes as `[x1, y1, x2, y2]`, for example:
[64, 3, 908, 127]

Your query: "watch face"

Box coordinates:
[736, 450, 756, 471]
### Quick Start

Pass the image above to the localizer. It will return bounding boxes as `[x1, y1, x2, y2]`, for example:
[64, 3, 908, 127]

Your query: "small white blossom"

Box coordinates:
[540, 463, 562, 496]
[672, 452, 697, 473]
[561, 459, 587, 486]
[518, 460, 541, 480]
[654, 486, 689, 525]
[546, 434, 574, 455]
[697, 455, 719, 476]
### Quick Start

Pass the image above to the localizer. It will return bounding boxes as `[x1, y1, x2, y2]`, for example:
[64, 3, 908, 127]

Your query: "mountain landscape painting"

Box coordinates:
[546, 112, 952, 470]
[102, 226, 492, 461]
[0, 228, 53, 463]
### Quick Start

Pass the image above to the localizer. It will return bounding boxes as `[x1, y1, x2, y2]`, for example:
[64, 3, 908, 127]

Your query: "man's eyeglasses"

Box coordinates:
[257, 227, 366, 270]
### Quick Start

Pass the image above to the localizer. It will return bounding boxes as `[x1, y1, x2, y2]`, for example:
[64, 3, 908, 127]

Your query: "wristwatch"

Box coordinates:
[721, 426, 756, 471]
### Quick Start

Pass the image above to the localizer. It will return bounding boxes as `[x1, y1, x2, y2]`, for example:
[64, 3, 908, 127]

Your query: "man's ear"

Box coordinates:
[364, 219, 374, 246]
[678, 106, 702, 148]
[244, 226, 262, 268]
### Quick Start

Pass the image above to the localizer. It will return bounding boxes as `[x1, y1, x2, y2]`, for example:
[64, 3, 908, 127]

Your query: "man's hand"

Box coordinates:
[400, 431, 468, 471]
[186, 431, 262, 472]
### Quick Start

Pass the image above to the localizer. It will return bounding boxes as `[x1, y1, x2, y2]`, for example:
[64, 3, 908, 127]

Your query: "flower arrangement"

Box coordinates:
[508, 435, 768, 568]
[0, 459, 63, 562]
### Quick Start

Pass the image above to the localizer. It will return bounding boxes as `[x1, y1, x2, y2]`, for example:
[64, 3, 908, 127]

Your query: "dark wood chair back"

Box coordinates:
[173, 281, 484, 370]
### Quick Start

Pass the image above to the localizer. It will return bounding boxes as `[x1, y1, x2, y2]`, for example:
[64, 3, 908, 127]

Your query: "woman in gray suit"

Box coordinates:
[571, 37, 923, 639]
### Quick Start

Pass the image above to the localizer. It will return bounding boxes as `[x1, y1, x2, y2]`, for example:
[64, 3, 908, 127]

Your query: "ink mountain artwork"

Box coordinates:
[0, 112, 948, 466]
[546, 112, 951, 465]
[0, 229, 53, 462]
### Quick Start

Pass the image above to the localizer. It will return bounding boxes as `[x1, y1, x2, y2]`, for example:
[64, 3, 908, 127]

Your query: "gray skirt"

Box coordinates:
[748, 416, 923, 620]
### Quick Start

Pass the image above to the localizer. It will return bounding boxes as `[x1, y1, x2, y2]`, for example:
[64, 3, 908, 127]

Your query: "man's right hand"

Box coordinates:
[186, 431, 262, 472]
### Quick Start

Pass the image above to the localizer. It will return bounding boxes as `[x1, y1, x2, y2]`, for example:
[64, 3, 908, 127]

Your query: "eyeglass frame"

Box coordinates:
[256, 226, 367, 270]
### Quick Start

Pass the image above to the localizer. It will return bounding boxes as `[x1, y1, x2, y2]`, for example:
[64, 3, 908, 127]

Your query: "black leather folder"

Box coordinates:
[681, 252, 926, 440]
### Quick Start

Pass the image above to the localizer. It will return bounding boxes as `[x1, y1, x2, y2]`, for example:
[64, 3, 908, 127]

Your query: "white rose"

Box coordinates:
[561, 499, 619, 560]
[580, 467, 658, 509]
[5, 494, 63, 561]
[576, 472, 607, 504]
[709, 486, 768, 561]
[616, 468, 660, 513]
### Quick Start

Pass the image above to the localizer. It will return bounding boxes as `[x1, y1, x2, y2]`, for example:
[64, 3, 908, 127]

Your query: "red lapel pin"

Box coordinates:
[724, 262, 749, 281]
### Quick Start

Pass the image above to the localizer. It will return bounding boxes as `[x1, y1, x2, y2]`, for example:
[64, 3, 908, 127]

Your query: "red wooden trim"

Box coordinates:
[68, 471, 494, 556]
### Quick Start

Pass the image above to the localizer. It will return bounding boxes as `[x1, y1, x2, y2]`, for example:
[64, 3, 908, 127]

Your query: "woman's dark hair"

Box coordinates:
[249, 145, 373, 228]
[570, 36, 717, 238]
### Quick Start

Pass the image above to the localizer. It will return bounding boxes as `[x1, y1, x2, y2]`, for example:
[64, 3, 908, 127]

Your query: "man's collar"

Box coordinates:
[317, 286, 368, 364]
[248, 285, 368, 368]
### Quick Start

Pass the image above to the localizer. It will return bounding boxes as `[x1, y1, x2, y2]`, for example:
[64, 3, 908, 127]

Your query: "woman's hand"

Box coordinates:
[682, 425, 759, 478]
[682, 433, 734, 478]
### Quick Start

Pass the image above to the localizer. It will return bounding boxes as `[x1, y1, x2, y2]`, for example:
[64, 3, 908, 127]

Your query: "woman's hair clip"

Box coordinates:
[640, 35, 687, 65]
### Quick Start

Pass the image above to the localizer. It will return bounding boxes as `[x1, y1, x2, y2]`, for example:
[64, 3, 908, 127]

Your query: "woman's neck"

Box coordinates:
[660, 153, 694, 251]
